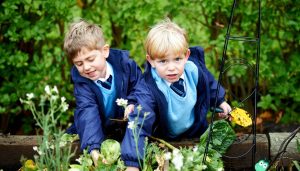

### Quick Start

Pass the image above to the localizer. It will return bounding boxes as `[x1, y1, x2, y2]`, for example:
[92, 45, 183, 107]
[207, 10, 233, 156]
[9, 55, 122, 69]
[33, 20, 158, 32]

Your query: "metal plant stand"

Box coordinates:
[203, 0, 261, 170]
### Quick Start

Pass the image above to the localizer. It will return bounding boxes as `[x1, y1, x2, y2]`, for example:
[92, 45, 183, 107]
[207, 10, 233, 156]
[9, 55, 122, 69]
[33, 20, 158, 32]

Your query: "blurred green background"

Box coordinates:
[0, 0, 299, 134]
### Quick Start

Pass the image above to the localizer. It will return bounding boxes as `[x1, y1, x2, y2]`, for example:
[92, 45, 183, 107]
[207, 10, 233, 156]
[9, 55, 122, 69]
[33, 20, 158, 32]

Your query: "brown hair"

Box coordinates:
[64, 19, 106, 62]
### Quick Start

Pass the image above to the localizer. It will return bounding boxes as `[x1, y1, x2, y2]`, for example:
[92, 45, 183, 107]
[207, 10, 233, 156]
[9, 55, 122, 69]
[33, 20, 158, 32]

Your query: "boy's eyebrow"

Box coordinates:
[82, 52, 97, 60]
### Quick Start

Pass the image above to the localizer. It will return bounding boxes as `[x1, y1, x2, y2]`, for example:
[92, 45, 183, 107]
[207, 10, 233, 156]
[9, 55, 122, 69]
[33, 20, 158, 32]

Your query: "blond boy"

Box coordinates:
[121, 18, 231, 170]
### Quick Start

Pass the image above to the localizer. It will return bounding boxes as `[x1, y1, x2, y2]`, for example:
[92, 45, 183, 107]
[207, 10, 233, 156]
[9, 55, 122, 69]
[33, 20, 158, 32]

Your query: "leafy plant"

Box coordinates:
[118, 99, 236, 171]
[20, 85, 76, 170]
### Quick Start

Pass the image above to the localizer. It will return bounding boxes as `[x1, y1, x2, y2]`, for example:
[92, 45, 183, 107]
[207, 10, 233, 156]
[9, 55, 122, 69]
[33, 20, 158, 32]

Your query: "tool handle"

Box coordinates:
[210, 107, 224, 113]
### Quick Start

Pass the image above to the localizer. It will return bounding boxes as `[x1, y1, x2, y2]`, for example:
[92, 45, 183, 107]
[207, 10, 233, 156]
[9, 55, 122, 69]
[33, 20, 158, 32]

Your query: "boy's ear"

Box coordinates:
[185, 49, 191, 60]
[146, 54, 155, 68]
[102, 44, 110, 58]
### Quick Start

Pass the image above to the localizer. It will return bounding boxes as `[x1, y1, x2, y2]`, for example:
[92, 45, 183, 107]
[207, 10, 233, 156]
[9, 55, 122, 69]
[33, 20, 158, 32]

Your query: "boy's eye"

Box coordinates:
[159, 60, 166, 64]
[175, 57, 182, 61]
[87, 57, 95, 62]
[74, 62, 83, 66]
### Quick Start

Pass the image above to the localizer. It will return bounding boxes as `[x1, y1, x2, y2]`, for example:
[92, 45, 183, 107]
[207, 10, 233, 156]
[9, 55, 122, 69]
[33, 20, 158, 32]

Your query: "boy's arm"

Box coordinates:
[121, 81, 156, 168]
[192, 46, 226, 105]
[73, 83, 105, 153]
[126, 59, 142, 105]
[124, 59, 142, 119]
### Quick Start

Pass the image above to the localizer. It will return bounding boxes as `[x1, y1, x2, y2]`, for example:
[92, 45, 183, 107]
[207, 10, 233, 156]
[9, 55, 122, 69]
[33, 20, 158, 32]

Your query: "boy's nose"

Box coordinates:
[167, 63, 176, 70]
[83, 63, 91, 71]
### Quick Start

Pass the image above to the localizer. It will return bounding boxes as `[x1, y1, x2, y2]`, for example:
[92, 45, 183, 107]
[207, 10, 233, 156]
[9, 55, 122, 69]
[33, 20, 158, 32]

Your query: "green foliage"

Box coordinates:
[70, 139, 126, 171]
[20, 85, 76, 170]
[0, 0, 77, 133]
[1, 0, 299, 134]
[166, 120, 236, 171]
[100, 139, 121, 165]
[200, 120, 236, 155]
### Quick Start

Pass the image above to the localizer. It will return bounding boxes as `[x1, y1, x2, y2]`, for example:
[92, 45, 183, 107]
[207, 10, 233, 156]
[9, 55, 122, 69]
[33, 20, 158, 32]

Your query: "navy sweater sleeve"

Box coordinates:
[126, 58, 142, 105]
[191, 46, 225, 105]
[74, 83, 104, 152]
[121, 80, 156, 168]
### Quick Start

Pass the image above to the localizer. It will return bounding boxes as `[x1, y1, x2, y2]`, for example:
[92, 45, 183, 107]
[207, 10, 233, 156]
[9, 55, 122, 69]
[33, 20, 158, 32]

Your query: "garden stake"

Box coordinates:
[203, 0, 261, 170]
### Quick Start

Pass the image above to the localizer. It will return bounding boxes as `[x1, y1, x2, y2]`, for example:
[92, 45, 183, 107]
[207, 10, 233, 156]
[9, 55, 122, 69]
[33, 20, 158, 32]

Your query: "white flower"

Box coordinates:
[33, 146, 43, 155]
[172, 149, 180, 155]
[53, 86, 59, 94]
[33, 146, 38, 151]
[49, 144, 54, 149]
[171, 149, 183, 171]
[128, 121, 136, 129]
[61, 103, 69, 112]
[137, 105, 142, 111]
[26, 93, 34, 100]
[193, 146, 198, 152]
[75, 157, 82, 164]
[144, 112, 150, 117]
[61, 96, 66, 102]
[116, 98, 128, 107]
[217, 168, 224, 171]
[164, 152, 172, 160]
[45, 85, 51, 95]
[51, 95, 59, 101]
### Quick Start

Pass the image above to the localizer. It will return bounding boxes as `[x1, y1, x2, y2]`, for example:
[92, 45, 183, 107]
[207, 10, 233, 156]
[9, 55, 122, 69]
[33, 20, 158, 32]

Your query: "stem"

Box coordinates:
[133, 126, 142, 168]
[133, 107, 143, 168]
[149, 136, 177, 151]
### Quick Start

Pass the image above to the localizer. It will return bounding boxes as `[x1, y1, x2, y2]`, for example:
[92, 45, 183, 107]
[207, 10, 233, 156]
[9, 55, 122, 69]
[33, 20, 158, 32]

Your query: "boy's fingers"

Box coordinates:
[90, 150, 100, 166]
[124, 104, 134, 119]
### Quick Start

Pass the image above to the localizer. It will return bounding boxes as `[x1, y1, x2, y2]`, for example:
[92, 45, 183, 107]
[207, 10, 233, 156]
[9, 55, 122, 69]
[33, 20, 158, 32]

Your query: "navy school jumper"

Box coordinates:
[121, 46, 226, 167]
[66, 49, 142, 153]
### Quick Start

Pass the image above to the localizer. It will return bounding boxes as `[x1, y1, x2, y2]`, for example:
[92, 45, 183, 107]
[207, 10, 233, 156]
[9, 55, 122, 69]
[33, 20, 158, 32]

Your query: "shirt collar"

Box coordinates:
[94, 61, 113, 83]
[165, 74, 185, 86]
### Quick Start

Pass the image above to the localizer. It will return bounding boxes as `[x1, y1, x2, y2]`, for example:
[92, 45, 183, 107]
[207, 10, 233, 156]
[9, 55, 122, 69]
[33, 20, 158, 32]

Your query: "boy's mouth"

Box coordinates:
[86, 71, 97, 78]
[166, 74, 178, 80]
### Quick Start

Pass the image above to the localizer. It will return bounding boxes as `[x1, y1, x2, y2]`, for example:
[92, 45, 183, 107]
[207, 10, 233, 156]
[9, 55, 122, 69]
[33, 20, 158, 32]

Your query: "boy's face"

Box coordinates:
[73, 45, 109, 81]
[147, 49, 190, 83]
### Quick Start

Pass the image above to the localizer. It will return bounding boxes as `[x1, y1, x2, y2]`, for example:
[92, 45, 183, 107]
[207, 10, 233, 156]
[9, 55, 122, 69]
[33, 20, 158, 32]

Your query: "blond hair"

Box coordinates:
[64, 19, 106, 61]
[144, 18, 189, 60]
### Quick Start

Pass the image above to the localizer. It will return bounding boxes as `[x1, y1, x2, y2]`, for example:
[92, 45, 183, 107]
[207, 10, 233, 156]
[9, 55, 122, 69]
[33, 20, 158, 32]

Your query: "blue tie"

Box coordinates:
[170, 78, 185, 97]
[97, 75, 112, 89]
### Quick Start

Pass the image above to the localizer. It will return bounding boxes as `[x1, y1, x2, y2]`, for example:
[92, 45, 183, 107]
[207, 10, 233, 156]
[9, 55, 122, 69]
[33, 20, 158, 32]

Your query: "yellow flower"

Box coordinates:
[24, 159, 37, 171]
[230, 107, 252, 127]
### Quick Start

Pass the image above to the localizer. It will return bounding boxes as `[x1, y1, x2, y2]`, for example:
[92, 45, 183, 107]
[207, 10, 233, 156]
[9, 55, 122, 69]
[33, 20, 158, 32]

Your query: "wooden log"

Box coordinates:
[222, 134, 269, 170]
[0, 135, 38, 171]
[269, 132, 300, 166]
[0, 133, 299, 170]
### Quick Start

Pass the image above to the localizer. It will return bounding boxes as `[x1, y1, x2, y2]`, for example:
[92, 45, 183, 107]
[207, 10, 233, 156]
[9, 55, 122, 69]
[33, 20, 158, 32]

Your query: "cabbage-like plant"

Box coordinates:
[100, 139, 121, 165]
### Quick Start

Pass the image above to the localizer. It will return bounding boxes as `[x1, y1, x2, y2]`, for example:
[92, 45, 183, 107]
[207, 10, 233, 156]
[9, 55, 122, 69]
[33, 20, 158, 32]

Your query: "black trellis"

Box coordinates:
[203, 0, 261, 170]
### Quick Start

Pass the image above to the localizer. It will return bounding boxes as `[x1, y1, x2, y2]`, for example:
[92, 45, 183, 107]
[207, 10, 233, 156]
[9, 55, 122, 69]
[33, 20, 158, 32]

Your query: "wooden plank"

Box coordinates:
[222, 134, 269, 170]
[0, 133, 299, 170]
[269, 132, 300, 166]
[0, 135, 38, 170]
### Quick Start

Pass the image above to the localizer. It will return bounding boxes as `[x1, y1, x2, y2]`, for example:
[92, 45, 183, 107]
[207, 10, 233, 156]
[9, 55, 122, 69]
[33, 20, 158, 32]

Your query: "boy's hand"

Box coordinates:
[218, 101, 232, 120]
[125, 167, 139, 171]
[90, 149, 100, 167]
[124, 104, 134, 119]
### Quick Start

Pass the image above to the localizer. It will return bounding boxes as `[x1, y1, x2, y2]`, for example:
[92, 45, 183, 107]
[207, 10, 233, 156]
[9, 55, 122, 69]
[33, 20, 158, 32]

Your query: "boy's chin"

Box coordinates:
[165, 78, 179, 83]
[82, 74, 99, 81]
